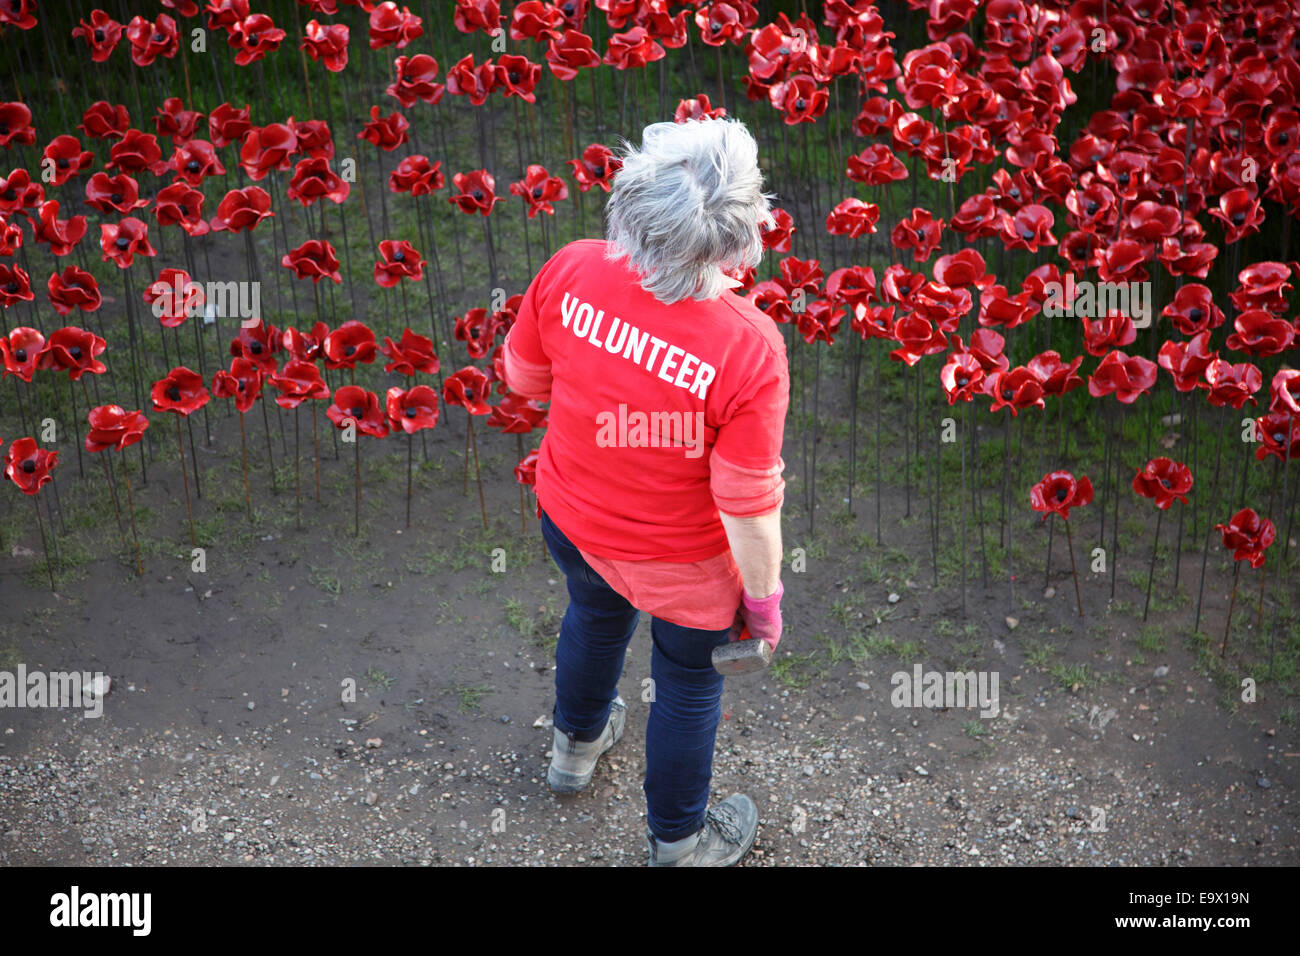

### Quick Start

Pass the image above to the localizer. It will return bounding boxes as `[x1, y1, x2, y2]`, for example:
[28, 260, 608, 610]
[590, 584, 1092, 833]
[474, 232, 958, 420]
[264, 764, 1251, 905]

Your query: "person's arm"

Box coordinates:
[719, 509, 782, 599]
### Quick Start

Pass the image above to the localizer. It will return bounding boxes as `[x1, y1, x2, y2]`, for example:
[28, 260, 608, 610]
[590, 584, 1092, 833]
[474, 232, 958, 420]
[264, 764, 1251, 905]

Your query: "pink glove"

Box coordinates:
[732, 581, 783, 652]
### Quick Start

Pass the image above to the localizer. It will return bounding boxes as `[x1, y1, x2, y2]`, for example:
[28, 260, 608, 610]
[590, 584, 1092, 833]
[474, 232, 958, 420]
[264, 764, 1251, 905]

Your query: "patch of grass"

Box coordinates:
[366, 667, 394, 690]
[308, 565, 341, 595]
[962, 719, 990, 739]
[771, 651, 820, 689]
[452, 681, 492, 713]
[1024, 639, 1058, 670]
[1135, 625, 1165, 653]
[504, 596, 559, 651]
[1049, 662, 1096, 690]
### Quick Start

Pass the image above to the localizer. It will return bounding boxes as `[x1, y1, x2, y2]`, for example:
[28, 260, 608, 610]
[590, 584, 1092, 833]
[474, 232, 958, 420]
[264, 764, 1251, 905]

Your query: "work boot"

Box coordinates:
[646, 793, 759, 867]
[547, 696, 626, 793]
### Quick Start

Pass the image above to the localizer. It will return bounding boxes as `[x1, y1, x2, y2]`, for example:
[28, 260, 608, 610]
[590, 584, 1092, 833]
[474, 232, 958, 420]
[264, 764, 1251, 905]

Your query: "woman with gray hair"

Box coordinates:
[504, 118, 788, 867]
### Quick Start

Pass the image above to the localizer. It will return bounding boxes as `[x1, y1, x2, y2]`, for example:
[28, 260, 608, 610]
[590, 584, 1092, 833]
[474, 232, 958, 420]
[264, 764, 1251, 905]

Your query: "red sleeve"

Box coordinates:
[710, 337, 789, 517]
[502, 247, 565, 400]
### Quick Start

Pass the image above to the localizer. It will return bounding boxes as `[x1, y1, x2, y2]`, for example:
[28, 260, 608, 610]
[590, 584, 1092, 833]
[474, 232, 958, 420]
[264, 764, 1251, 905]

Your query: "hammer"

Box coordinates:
[712, 625, 773, 676]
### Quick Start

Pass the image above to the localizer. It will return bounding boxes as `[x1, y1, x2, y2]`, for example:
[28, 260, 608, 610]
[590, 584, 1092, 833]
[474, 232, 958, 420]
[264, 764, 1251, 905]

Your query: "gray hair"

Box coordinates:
[603, 118, 774, 305]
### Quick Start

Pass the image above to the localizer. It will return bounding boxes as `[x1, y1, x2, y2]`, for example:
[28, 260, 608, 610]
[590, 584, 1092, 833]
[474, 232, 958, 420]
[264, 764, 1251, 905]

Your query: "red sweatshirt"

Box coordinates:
[504, 240, 788, 592]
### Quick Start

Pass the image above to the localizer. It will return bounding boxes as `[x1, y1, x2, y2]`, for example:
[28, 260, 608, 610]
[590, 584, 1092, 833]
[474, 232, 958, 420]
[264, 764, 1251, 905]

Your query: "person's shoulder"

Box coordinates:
[713, 288, 788, 360]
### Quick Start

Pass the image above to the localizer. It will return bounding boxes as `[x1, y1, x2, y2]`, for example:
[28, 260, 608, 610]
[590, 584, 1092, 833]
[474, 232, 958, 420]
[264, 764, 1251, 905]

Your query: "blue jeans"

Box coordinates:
[540, 509, 733, 842]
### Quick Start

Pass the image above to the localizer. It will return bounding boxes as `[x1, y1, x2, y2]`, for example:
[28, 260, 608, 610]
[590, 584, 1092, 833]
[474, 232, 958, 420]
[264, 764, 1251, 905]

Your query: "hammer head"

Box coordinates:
[711, 630, 773, 676]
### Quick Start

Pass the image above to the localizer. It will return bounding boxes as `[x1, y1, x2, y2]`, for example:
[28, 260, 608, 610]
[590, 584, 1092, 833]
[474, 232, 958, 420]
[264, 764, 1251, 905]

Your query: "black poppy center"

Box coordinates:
[405, 406, 417, 417]
[21, 459, 35, 474]
[1189, 307, 1203, 321]
[472, 189, 483, 200]
[1055, 486, 1068, 502]
[14, 347, 26, 362]
[94, 28, 105, 42]
[344, 344, 355, 356]
[152, 32, 165, 43]
[956, 376, 969, 387]
[351, 405, 363, 418]
[69, 345, 82, 359]
[187, 159, 201, 173]
[110, 193, 123, 204]
[167, 384, 180, 401]
[115, 236, 130, 249]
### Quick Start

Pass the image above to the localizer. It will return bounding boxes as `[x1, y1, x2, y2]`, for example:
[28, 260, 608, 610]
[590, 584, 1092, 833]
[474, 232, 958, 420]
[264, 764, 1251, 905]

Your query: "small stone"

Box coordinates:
[1043, 586, 1056, 599]
[888, 592, 900, 604]
[914, 766, 929, 777]
[247, 701, 255, 711]
[802, 765, 815, 777]
[365, 737, 382, 749]
[1005, 616, 1019, 631]
[533, 715, 552, 729]
[363, 791, 378, 806]
[1154, 665, 1169, 679]
[83, 675, 111, 698]
[855, 681, 870, 691]
[1257, 776, 1272, 790]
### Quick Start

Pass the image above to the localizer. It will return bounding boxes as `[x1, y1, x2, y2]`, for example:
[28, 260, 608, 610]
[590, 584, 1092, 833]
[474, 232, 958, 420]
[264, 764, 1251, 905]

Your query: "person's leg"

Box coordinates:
[644, 615, 732, 841]
[540, 509, 638, 742]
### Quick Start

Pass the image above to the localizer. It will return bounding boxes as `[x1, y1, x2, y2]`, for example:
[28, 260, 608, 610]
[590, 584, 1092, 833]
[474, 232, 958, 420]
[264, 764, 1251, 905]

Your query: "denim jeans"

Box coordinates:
[540, 509, 733, 842]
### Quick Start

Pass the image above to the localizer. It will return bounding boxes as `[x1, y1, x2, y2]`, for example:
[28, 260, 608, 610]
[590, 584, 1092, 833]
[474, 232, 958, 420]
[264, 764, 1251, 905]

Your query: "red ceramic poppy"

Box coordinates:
[0, 217, 20, 257]
[825, 198, 879, 238]
[208, 103, 253, 148]
[443, 367, 492, 416]
[281, 323, 330, 363]
[1255, 411, 1300, 464]
[949, 193, 1001, 240]
[291, 119, 334, 161]
[453, 0, 500, 35]
[1030, 471, 1093, 522]
[373, 239, 425, 287]
[567, 144, 621, 193]
[125, 14, 179, 66]
[269, 360, 330, 409]
[770, 75, 828, 125]
[155, 97, 204, 144]
[976, 284, 1035, 330]
[603, 27, 666, 70]
[99, 217, 156, 268]
[369, 2, 423, 49]
[695, 2, 756, 46]
[449, 170, 503, 215]
[323, 320, 379, 370]
[286, 157, 349, 206]
[1161, 283, 1223, 336]
[891, 208, 944, 263]
[1026, 351, 1083, 397]
[203, 1, 246, 31]
[1270, 370, 1300, 417]
[675, 94, 726, 122]
[358, 106, 410, 151]
[999, 203, 1056, 253]
[106, 129, 167, 175]
[211, 357, 264, 413]
[940, 351, 985, 404]
[515, 448, 540, 487]
[1132, 458, 1193, 510]
[797, 298, 844, 346]
[79, 101, 130, 141]
[1087, 351, 1158, 405]
[890, 313, 947, 366]
[0, 170, 42, 218]
[327, 385, 389, 437]
[1082, 311, 1137, 357]
[389, 155, 444, 196]
[72, 11, 124, 62]
[151, 366, 210, 416]
[759, 207, 795, 252]
[777, 256, 824, 299]
[933, 249, 991, 290]
[47, 266, 101, 316]
[510, 165, 569, 218]
[1156, 333, 1214, 393]
[1215, 508, 1275, 569]
[748, 281, 793, 324]
[988, 366, 1045, 415]
[2, 327, 44, 382]
[454, 308, 502, 359]
[825, 265, 877, 311]
[1200, 358, 1262, 409]
[385, 385, 440, 433]
[282, 240, 342, 284]
[84, 405, 150, 453]
[1225, 310, 1295, 358]
[210, 186, 274, 233]
[445, 53, 499, 105]
[301, 19, 349, 71]
[0, 263, 32, 307]
[545, 29, 601, 80]
[496, 54, 542, 102]
[143, 267, 204, 327]
[1207, 188, 1264, 245]
[38, 326, 107, 381]
[168, 139, 225, 186]
[83, 172, 146, 216]
[230, 318, 281, 373]
[4, 437, 58, 496]
[486, 391, 547, 433]
[29, 201, 86, 258]
[239, 122, 298, 180]
[227, 12, 286, 65]
[510, 1, 562, 42]
[1230, 262, 1293, 315]
[153, 182, 209, 237]
[388, 54, 444, 107]
[381, 328, 440, 376]
[40, 136, 93, 187]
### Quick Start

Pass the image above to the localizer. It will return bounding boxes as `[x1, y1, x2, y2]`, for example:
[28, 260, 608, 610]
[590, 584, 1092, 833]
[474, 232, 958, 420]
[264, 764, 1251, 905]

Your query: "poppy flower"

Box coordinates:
[385, 385, 440, 434]
[748, 281, 793, 324]
[486, 391, 546, 433]
[510, 165, 568, 218]
[1225, 310, 1295, 358]
[442, 366, 492, 416]
[369, 2, 423, 49]
[444, 53, 498, 105]
[211, 357, 263, 413]
[72, 11, 124, 62]
[825, 265, 876, 311]
[36, 327, 106, 381]
[448, 170, 502, 215]
[106, 129, 167, 175]
[151, 366, 210, 416]
[0, 216, 20, 256]
[143, 267, 204, 327]
[1215, 508, 1275, 569]
[891, 208, 944, 263]
[940, 351, 985, 404]
[40, 136, 93, 187]
[1082, 311, 1137, 357]
[1255, 411, 1300, 464]
[890, 314, 947, 366]
[29, 202, 87, 258]
[1199, 358, 1262, 409]
[0, 263, 32, 307]
[892, 112, 939, 157]
[1270, 370, 1300, 417]
[83, 172, 147, 216]
[1026, 351, 1083, 397]
[1087, 351, 1158, 405]
[125, 14, 179, 66]
[695, 2, 756, 46]
[282, 240, 341, 284]
[203, 1, 245, 31]
[603, 27, 666, 70]
[1230, 262, 1293, 315]
[949, 193, 1001, 240]
[301, 19, 350, 72]
[776, 256, 823, 299]
[155, 97, 204, 145]
[770, 75, 828, 125]
[515, 447, 540, 487]
[759, 207, 795, 252]
[239, 123, 298, 180]
[495, 54, 542, 102]
[269, 360, 330, 409]
[327, 385, 389, 438]
[453, 308, 502, 359]
[381, 328, 440, 376]
[78, 101, 130, 140]
[291, 119, 333, 161]
[1000, 203, 1056, 253]
[932, 250, 991, 291]
[153, 182, 209, 237]
[568, 144, 620, 193]
[545, 29, 601, 80]
[286, 157, 349, 206]
[208, 102, 253, 148]
[988, 366, 1045, 415]
[911, 281, 971, 332]
[1161, 284, 1223, 336]
[976, 284, 1036, 330]
[84, 405, 150, 453]
[228, 12, 286, 65]
[880, 263, 924, 305]
[387, 54, 444, 107]
[4, 438, 58, 496]
[1157, 236, 1217, 280]
[453, 0, 500, 34]
[373, 239, 425, 287]
[323, 320, 378, 370]
[281, 323, 330, 363]
[99, 217, 156, 268]
[210, 186, 274, 233]
[1156, 333, 1214, 393]
[796, 298, 843, 346]
[389, 155, 444, 196]
[1030, 471, 1093, 521]
[1132, 458, 1193, 510]
[358, 106, 409, 151]
[167, 139, 225, 186]
[2, 327, 44, 381]
[229, 318, 281, 373]
[509, 1, 562, 41]
[1207, 187, 1264, 245]
[47, 266, 101, 316]
[675, 94, 726, 122]
[825, 198, 879, 238]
